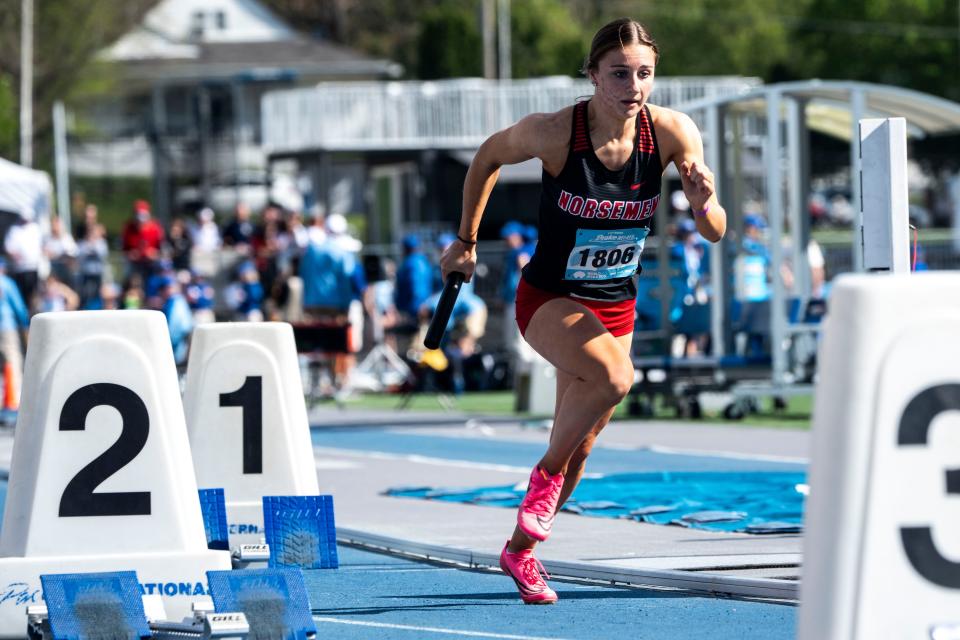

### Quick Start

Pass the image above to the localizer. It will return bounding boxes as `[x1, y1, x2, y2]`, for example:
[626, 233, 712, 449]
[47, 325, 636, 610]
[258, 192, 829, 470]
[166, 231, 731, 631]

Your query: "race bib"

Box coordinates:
[564, 228, 649, 281]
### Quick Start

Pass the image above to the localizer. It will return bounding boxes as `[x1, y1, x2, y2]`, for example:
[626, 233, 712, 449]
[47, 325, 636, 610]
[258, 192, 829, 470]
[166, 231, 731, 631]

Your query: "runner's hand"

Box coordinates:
[680, 160, 715, 212]
[440, 238, 477, 282]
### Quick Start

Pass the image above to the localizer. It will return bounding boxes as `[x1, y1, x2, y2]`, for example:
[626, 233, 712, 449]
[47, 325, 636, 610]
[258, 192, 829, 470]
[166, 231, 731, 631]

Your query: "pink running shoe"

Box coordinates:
[517, 465, 563, 541]
[499, 541, 558, 605]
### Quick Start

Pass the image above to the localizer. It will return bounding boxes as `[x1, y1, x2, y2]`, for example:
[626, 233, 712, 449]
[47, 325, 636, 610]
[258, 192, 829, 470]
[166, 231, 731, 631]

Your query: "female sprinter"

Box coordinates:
[439, 17, 727, 604]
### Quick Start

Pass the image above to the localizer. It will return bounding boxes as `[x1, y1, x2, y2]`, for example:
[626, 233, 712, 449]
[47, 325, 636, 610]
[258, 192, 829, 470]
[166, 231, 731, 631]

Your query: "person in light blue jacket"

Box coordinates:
[155, 274, 194, 366]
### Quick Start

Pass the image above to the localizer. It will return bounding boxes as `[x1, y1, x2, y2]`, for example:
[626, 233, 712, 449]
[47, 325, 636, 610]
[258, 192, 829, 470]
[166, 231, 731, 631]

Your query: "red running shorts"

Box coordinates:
[514, 277, 636, 338]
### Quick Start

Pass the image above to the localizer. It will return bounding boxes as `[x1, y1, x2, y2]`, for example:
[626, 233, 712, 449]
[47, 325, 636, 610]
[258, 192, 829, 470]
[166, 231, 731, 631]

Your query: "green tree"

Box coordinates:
[0, 1, 158, 166]
[511, 0, 587, 78]
[787, 0, 960, 101]
[581, 0, 802, 80]
[0, 74, 17, 157]
[417, 2, 483, 78]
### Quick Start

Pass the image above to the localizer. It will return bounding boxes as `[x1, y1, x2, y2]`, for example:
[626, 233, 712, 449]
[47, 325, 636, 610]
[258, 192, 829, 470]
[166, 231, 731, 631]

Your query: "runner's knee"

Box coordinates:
[595, 358, 634, 404]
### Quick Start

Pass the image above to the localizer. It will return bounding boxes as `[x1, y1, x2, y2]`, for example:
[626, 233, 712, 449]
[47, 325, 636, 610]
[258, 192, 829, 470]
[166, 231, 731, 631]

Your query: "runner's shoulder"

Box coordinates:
[511, 106, 574, 159]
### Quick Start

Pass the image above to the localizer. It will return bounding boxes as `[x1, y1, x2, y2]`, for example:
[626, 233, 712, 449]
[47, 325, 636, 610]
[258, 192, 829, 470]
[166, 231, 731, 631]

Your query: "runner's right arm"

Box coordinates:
[441, 113, 560, 282]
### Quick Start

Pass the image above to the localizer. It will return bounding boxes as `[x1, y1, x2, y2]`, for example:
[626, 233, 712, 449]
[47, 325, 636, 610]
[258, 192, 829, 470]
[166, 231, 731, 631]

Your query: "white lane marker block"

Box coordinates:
[798, 273, 960, 639]
[183, 323, 319, 546]
[0, 311, 231, 639]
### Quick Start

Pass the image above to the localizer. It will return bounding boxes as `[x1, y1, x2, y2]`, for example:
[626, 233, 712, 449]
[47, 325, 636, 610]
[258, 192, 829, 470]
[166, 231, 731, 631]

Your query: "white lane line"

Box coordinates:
[644, 444, 808, 464]
[312, 617, 567, 640]
[312, 447, 532, 474]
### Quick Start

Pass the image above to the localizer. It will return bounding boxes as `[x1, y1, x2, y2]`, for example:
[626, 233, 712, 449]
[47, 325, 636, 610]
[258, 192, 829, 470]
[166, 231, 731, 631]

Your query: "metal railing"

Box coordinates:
[262, 76, 762, 154]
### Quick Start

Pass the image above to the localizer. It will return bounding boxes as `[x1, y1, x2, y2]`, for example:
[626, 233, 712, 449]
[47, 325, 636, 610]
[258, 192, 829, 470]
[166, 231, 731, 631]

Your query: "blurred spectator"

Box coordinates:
[145, 260, 177, 310]
[325, 213, 362, 252]
[43, 216, 78, 285]
[299, 216, 367, 391]
[419, 278, 488, 395]
[500, 220, 530, 358]
[76, 223, 109, 309]
[185, 271, 216, 325]
[394, 233, 433, 322]
[165, 217, 193, 271]
[671, 219, 706, 303]
[98, 282, 122, 311]
[228, 261, 265, 322]
[671, 219, 709, 356]
[39, 273, 80, 313]
[252, 205, 284, 309]
[121, 199, 164, 279]
[733, 214, 773, 356]
[155, 274, 193, 365]
[424, 233, 489, 395]
[735, 214, 772, 302]
[522, 224, 538, 257]
[190, 207, 222, 253]
[121, 273, 146, 310]
[285, 209, 309, 254]
[222, 202, 255, 251]
[306, 205, 326, 246]
[73, 203, 100, 240]
[3, 213, 43, 313]
[368, 257, 400, 349]
[0, 258, 28, 405]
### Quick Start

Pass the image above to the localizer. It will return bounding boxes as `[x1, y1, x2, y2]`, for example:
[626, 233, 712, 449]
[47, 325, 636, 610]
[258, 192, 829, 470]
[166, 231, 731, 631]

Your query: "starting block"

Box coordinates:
[39, 571, 150, 640]
[230, 496, 338, 570]
[0, 312, 231, 639]
[799, 273, 960, 638]
[29, 571, 253, 640]
[183, 324, 320, 547]
[207, 569, 316, 640]
[198, 489, 230, 552]
[262, 496, 337, 569]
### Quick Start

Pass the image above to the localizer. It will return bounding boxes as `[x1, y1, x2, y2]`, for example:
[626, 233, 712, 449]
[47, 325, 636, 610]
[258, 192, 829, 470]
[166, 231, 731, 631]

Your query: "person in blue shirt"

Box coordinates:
[184, 271, 216, 324]
[155, 274, 194, 366]
[0, 258, 28, 409]
[736, 214, 772, 302]
[733, 214, 773, 355]
[300, 235, 365, 315]
[394, 233, 433, 323]
[299, 226, 367, 390]
[500, 220, 531, 359]
[499, 221, 529, 305]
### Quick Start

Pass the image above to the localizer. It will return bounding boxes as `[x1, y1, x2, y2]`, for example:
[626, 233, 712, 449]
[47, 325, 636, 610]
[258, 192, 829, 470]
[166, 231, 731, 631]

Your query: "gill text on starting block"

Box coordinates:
[183, 323, 320, 547]
[798, 274, 960, 639]
[0, 311, 231, 639]
[207, 568, 316, 640]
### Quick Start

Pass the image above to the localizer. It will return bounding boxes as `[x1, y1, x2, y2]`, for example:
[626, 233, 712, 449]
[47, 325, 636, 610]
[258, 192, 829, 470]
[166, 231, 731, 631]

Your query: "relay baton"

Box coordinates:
[424, 272, 466, 350]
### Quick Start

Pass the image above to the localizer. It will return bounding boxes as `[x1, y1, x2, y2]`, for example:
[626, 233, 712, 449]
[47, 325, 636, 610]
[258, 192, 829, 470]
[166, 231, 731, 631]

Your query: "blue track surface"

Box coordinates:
[311, 429, 806, 474]
[307, 546, 796, 640]
[0, 428, 801, 639]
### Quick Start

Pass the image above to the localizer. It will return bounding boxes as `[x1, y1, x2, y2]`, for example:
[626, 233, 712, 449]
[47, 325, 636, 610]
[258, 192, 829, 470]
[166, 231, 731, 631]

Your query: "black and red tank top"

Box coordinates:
[521, 100, 663, 302]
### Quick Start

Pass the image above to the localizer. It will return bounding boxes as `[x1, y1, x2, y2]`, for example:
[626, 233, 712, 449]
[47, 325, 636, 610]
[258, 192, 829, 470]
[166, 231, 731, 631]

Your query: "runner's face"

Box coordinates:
[591, 44, 656, 119]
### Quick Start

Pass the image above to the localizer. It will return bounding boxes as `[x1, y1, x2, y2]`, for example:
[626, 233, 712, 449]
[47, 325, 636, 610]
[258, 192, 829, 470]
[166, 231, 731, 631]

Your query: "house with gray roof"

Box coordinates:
[70, 0, 399, 220]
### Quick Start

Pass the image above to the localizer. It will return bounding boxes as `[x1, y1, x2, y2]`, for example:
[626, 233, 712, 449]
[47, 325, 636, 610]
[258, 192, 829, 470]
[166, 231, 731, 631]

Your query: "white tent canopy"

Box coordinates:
[0, 156, 53, 222]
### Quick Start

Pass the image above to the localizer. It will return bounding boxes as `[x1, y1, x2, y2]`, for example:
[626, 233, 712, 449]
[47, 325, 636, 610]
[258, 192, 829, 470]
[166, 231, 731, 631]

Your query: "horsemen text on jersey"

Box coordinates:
[521, 100, 664, 302]
[556, 190, 660, 221]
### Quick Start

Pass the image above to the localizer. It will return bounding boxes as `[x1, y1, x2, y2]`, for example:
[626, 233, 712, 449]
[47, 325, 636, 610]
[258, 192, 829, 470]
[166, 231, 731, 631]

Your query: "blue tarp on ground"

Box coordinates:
[388, 470, 806, 534]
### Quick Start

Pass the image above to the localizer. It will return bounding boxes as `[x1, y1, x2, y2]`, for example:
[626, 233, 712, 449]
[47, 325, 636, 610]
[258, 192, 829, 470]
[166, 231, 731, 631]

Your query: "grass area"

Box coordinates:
[338, 389, 813, 429]
[814, 226, 955, 245]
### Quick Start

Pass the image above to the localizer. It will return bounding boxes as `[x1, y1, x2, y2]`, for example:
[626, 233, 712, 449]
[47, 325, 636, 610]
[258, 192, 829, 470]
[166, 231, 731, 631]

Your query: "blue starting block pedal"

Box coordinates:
[262, 496, 338, 569]
[198, 489, 230, 551]
[39, 571, 151, 640]
[207, 569, 316, 640]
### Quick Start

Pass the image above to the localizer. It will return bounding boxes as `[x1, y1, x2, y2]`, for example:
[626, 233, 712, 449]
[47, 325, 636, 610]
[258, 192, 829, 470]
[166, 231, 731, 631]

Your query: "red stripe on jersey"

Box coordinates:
[637, 107, 656, 154]
[572, 102, 590, 151]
